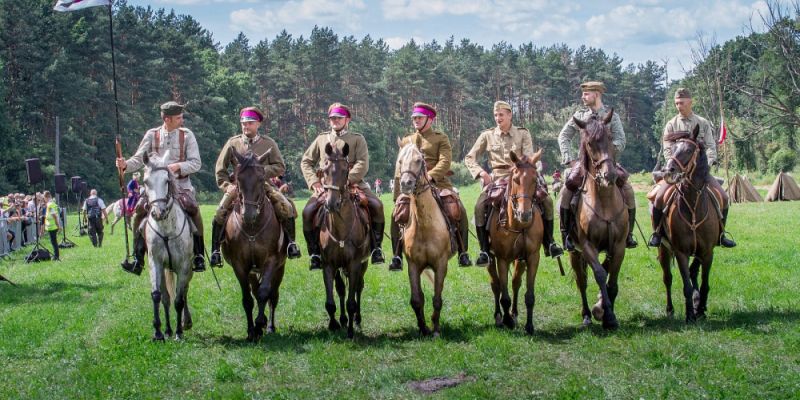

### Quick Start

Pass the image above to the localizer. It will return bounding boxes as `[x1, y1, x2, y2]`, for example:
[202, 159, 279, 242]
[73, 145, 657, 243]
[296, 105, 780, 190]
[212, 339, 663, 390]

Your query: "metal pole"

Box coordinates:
[55, 116, 60, 205]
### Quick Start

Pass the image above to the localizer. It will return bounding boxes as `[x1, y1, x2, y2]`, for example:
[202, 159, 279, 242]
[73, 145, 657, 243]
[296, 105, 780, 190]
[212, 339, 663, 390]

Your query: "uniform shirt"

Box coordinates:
[44, 200, 59, 231]
[215, 134, 286, 191]
[301, 129, 370, 190]
[396, 127, 453, 189]
[662, 113, 717, 165]
[558, 105, 625, 165]
[465, 125, 535, 181]
[125, 125, 202, 193]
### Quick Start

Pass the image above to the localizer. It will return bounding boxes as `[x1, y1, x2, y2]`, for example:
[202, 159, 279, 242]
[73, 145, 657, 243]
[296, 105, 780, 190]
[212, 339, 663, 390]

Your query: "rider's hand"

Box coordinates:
[115, 157, 126, 170]
[480, 171, 492, 187]
[225, 185, 237, 194]
[167, 163, 181, 175]
[312, 182, 324, 196]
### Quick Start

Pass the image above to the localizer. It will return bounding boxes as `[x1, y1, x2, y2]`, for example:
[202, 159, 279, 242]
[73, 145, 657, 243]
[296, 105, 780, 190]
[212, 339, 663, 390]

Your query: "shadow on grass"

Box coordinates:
[621, 307, 800, 336]
[0, 281, 119, 306]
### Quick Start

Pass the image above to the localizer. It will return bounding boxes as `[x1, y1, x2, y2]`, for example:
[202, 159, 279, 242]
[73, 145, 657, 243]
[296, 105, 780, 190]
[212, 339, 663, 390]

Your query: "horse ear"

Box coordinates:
[342, 143, 350, 158]
[509, 151, 519, 164]
[397, 137, 404, 149]
[531, 148, 543, 166]
[325, 143, 334, 156]
[603, 108, 614, 125]
[692, 124, 700, 141]
[573, 117, 587, 130]
[230, 147, 245, 165]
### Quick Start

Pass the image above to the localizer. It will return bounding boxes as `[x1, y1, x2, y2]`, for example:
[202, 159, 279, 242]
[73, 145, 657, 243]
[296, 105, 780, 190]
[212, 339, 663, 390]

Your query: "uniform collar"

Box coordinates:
[243, 134, 260, 145]
[161, 125, 180, 135]
[679, 112, 695, 120]
[331, 128, 348, 137]
[416, 127, 434, 135]
[494, 125, 514, 136]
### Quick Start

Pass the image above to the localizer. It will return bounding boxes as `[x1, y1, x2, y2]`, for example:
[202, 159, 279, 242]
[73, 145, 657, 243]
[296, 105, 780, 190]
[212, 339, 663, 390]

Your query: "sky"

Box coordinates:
[127, 0, 778, 79]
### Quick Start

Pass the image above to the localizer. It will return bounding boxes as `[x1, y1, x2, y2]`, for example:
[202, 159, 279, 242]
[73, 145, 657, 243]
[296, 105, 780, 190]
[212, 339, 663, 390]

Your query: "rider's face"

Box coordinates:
[329, 116, 349, 131]
[241, 120, 261, 137]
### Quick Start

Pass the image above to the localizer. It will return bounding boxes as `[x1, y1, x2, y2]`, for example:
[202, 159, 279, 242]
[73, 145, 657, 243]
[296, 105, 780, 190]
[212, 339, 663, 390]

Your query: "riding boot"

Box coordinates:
[719, 208, 737, 248]
[543, 219, 564, 258]
[123, 230, 145, 275]
[370, 222, 385, 265]
[389, 221, 403, 271]
[648, 207, 663, 247]
[303, 228, 322, 270]
[559, 208, 575, 252]
[475, 224, 491, 267]
[626, 208, 638, 249]
[209, 220, 224, 267]
[192, 234, 206, 272]
[457, 218, 472, 267]
[284, 218, 301, 259]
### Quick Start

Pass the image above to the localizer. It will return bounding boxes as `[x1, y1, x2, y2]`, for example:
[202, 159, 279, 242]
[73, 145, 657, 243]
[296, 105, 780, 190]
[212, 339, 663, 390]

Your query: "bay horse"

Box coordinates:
[397, 143, 453, 337]
[567, 110, 627, 329]
[486, 150, 544, 335]
[141, 152, 194, 341]
[658, 125, 722, 322]
[221, 149, 287, 341]
[317, 143, 370, 339]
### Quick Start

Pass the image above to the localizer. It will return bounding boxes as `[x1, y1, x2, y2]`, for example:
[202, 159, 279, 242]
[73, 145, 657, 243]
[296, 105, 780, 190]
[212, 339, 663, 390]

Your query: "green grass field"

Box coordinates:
[1, 174, 799, 399]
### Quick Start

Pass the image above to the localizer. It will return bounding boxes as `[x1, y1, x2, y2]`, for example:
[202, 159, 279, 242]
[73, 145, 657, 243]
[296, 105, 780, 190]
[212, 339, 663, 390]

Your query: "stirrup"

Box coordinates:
[458, 252, 472, 267]
[648, 233, 662, 248]
[287, 242, 301, 259]
[192, 256, 206, 272]
[371, 248, 385, 264]
[626, 234, 638, 249]
[719, 234, 737, 248]
[209, 251, 223, 267]
[548, 242, 564, 258]
[475, 251, 490, 267]
[309, 254, 322, 270]
[389, 256, 403, 271]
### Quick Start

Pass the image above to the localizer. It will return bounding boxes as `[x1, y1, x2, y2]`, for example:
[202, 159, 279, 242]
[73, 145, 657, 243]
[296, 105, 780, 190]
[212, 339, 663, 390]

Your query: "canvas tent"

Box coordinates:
[727, 174, 762, 203]
[765, 172, 800, 201]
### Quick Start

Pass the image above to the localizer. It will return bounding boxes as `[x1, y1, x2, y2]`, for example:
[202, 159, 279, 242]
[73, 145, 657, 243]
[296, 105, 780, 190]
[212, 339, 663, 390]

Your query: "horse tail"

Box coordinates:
[165, 270, 176, 306]
[422, 269, 435, 285]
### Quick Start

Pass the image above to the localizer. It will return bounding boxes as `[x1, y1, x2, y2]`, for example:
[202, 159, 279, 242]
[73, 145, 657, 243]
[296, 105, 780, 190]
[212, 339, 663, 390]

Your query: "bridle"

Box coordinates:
[399, 147, 431, 196]
[509, 162, 537, 223]
[322, 154, 351, 212]
[235, 161, 267, 220]
[667, 138, 701, 187]
[146, 167, 175, 220]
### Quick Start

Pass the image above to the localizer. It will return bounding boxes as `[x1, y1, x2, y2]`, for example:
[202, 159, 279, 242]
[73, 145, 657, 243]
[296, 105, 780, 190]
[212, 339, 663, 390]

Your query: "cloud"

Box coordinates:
[384, 36, 425, 49]
[230, 0, 366, 37]
[151, 0, 257, 4]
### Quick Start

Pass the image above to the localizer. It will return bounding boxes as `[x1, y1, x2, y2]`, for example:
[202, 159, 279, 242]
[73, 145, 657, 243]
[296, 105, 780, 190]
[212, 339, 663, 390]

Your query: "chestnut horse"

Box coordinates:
[221, 149, 287, 341]
[317, 143, 370, 339]
[487, 150, 545, 335]
[567, 111, 627, 329]
[658, 125, 722, 322]
[396, 143, 453, 337]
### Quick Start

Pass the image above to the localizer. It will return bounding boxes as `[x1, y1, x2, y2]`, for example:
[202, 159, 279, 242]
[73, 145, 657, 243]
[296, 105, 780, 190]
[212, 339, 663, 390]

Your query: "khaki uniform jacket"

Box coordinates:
[465, 125, 534, 181]
[125, 125, 202, 193]
[663, 113, 717, 165]
[301, 129, 370, 190]
[215, 134, 285, 191]
[395, 127, 453, 190]
[558, 105, 625, 165]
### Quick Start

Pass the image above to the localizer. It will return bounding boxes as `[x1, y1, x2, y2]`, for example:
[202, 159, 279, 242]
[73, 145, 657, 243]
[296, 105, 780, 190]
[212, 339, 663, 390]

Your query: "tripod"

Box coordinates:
[25, 192, 50, 263]
[58, 197, 76, 248]
[73, 191, 87, 236]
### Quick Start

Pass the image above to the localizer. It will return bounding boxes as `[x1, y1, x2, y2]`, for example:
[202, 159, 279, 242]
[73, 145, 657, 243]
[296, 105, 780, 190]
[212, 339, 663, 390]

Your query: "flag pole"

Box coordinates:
[107, 2, 133, 265]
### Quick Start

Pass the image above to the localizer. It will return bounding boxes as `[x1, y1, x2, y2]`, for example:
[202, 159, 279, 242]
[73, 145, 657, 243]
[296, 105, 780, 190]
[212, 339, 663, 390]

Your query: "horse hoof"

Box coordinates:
[347, 329, 355, 339]
[494, 313, 503, 328]
[152, 334, 165, 342]
[525, 324, 534, 335]
[165, 329, 173, 337]
[592, 304, 604, 321]
[267, 325, 275, 334]
[339, 316, 348, 327]
[666, 308, 674, 318]
[432, 331, 441, 339]
[183, 321, 193, 331]
[582, 316, 592, 327]
[695, 312, 706, 321]
[419, 327, 432, 337]
[328, 320, 341, 331]
[503, 315, 516, 329]
[602, 316, 619, 330]
[175, 332, 184, 341]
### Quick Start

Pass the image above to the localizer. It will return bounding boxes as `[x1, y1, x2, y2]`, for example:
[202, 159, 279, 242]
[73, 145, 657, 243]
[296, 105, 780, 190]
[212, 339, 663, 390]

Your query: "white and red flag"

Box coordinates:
[53, 0, 111, 12]
[718, 115, 728, 144]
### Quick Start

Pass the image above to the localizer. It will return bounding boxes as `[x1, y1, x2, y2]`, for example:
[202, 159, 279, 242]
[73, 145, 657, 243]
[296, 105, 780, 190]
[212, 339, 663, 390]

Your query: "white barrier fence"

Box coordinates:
[0, 216, 43, 257]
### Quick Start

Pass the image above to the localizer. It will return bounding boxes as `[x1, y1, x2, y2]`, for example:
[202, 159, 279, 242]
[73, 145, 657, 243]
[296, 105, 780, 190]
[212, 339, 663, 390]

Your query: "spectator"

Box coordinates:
[82, 189, 107, 247]
[41, 191, 60, 261]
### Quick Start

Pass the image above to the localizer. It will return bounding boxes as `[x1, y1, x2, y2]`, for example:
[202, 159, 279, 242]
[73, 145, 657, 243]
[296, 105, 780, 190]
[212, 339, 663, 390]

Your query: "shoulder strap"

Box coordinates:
[179, 129, 185, 162]
[151, 129, 160, 154]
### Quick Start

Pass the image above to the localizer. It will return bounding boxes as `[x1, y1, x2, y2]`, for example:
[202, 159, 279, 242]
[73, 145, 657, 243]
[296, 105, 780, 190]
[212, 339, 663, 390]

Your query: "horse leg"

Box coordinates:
[255, 267, 274, 335]
[163, 272, 174, 338]
[583, 247, 617, 330]
[675, 253, 696, 323]
[236, 271, 256, 341]
[659, 246, 675, 317]
[431, 261, 448, 338]
[173, 270, 191, 340]
[524, 253, 540, 335]
[334, 269, 348, 328]
[696, 254, 713, 319]
[497, 259, 514, 329]
[267, 264, 285, 334]
[571, 253, 591, 326]
[408, 263, 430, 336]
[345, 263, 361, 339]
[511, 260, 524, 326]
[689, 257, 702, 317]
[354, 262, 367, 328]
[248, 273, 264, 339]
[605, 251, 624, 323]
[182, 296, 192, 331]
[323, 266, 340, 331]
[488, 258, 503, 327]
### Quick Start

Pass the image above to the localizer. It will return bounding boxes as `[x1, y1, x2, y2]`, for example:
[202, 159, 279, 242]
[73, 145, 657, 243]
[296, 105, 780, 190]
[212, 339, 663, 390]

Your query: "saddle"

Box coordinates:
[486, 178, 548, 227]
[566, 163, 630, 192]
[312, 188, 370, 228]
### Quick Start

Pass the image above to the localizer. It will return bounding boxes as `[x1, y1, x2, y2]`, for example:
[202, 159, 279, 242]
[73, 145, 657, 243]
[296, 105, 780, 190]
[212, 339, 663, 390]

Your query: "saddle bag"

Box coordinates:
[438, 189, 461, 222]
[615, 163, 630, 188]
[487, 179, 508, 207]
[349, 185, 369, 207]
[565, 167, 584, 192]
[392, 194, 411, 225]
[175, 190, 198, 216]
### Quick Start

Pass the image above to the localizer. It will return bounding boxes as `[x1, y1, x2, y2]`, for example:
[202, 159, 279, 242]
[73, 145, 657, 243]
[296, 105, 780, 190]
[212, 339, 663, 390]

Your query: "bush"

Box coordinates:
[767, 148, 797, 173]
[450, 161, 476, 187]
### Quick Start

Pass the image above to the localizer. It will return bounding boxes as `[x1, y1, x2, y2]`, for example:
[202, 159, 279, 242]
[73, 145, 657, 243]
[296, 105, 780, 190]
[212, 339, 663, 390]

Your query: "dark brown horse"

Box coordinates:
[317, 143, 370, 339]
[221, 149, 287, 342]
[486, 150, 544, 335]
[658, 125, 722, 322]
[568, 110, 627, 329]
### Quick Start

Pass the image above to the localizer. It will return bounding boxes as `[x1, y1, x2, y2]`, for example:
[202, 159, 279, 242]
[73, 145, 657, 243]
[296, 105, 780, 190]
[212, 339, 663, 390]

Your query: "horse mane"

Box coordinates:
[578, 116, 610, 172]
[397, 142, 419, 160]
[668, 131, 710, 180]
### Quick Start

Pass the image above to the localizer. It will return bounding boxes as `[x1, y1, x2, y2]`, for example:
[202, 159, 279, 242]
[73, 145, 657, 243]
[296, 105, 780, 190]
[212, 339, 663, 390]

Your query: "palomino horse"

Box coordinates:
[486, 150, 544, 335]
[658, 126, 722, 322]
[221, 149, 287, 341]
[141, 152, 194, 340]
[567, 110, 627, 329]
[317, 143, 370, 339]
[397, 143, 453, 337]
[104, 198, 131, 235]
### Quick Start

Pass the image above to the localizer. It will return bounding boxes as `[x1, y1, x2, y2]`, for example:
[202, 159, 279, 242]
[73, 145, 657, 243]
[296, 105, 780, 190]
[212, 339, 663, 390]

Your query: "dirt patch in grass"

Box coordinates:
[407, 372, 476, 394]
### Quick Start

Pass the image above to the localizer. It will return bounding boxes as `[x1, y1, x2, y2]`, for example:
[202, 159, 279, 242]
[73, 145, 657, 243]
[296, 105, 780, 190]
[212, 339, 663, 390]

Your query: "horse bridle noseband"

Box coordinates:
[146, 166, 176, 219]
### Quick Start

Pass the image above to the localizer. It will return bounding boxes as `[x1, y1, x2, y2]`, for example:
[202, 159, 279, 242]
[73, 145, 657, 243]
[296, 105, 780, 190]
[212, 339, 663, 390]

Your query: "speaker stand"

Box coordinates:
[58, 199, 76, 248]
[26, 188, 50, 263]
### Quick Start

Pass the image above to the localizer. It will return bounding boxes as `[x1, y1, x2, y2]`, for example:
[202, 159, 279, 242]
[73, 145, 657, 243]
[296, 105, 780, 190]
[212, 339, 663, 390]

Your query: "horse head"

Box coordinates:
[575, 109, 617, 187]
[664, 124, 707, 186]
[508, 149, 542, 225]
[232, 148, 269, 225]
[142, 151, 176, 221]
[322, 142, 350, 212]
[397, 143, 426, 195]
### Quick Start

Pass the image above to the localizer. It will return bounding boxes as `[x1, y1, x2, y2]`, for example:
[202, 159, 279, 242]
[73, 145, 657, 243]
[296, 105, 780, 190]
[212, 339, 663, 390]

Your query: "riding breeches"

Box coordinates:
[559, 180, 636, 210]
[133, 191, 204, 237]
[650, 175, 729, 212]
[215, 185, 297, 225]
[302, 186, 384, 231]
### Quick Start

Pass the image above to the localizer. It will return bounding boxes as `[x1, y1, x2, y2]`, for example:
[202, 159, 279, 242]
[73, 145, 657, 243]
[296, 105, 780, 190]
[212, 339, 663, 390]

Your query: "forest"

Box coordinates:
[0, 0, 797, 197]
